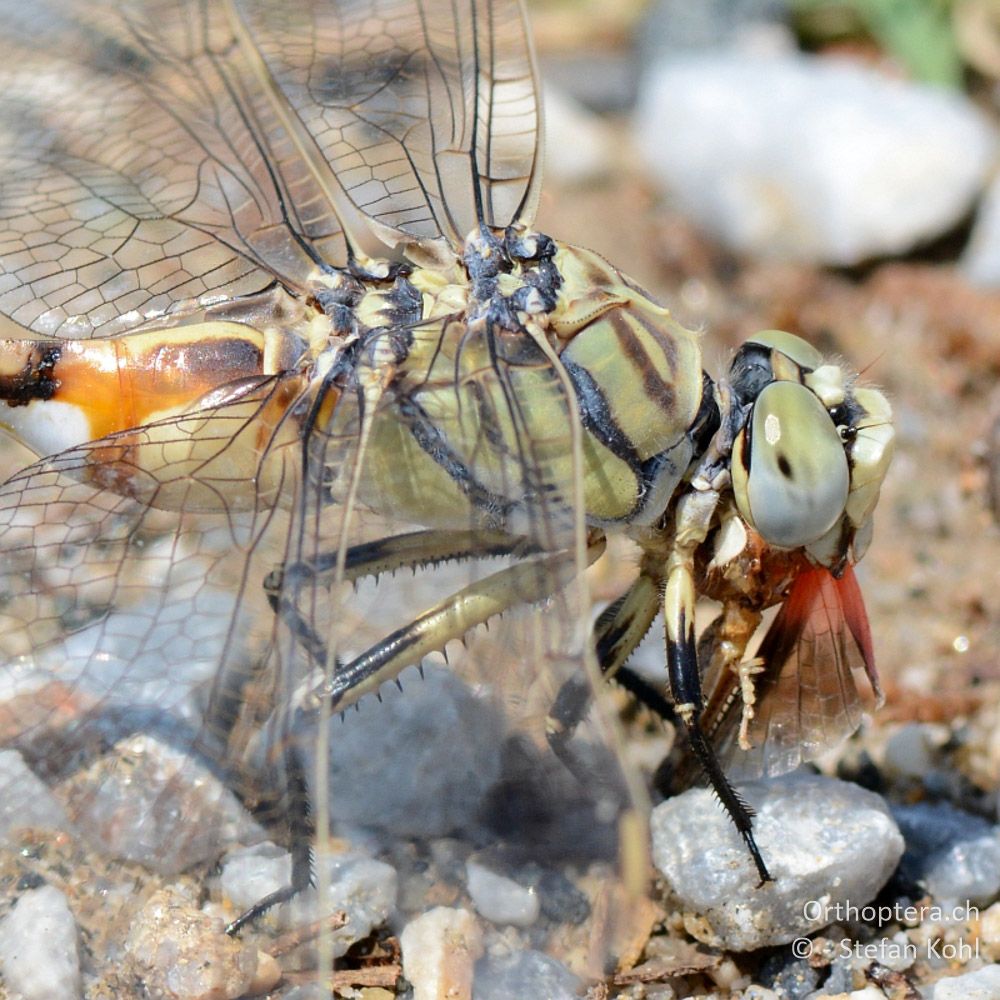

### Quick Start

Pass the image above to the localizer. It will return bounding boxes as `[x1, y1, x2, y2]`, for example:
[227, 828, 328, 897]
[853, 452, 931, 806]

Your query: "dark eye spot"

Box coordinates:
[777, 454, 793, 478]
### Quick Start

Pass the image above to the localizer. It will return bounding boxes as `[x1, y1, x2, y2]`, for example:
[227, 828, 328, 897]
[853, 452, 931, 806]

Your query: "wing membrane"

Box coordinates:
[0, 0, 329, 338]
[234, 0, 542, 259]
[0, 0, 541, 340]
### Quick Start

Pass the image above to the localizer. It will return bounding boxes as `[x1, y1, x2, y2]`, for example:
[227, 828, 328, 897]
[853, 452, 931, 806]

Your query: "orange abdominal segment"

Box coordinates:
[0, 324, 274, 456]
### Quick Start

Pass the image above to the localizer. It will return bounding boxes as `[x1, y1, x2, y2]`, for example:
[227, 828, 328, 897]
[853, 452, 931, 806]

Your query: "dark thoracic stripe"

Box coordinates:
[0, 343, 61, 406]
[563, 355, 700, 523]
[398, 396, 514, 521]
[561, 357, 642, 471]
[609, 309, 678, 417]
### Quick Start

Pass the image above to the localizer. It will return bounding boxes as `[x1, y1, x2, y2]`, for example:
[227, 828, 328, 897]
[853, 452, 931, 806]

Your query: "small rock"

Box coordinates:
[57, 734, 263, 876]
[220, 841, 397, 949]
[465, 861, 540, 928]
[882, 723, 948, 781]
[0, 885, 82, 1000]
[0, 750, 74, 841]
[326, 665, 505, 839]
[400, 906, 483, 1000]
[124, 886, 268, 1000]
[978, 900, 1000, 959]
[924, 963, 1000, 999]
[651, 773, 904, 950]
[893, 802, 1000, 907]
[757, 949, 820, 998]
[472, 949, 581, 1000]
[635, 52, 996, 265]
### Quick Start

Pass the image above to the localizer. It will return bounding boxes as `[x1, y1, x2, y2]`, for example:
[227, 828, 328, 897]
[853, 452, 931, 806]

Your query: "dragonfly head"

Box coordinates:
[727, 330, 894, 574]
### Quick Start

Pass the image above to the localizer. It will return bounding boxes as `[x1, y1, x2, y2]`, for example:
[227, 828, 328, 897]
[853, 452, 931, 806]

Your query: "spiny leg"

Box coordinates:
[229, 534, 603, 932]
[664, 492, 772, 884]
[546, 570, 664, 782]
[265, 529, 541, 665]
[225, 730, 313, 935]
[307, 538, 604, 711]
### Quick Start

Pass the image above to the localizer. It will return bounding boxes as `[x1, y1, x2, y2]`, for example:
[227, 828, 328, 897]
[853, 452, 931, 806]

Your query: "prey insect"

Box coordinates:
[0, 0, 893, 967]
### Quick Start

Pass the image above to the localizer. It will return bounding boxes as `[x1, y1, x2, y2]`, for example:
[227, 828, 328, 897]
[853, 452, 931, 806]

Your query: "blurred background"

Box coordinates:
[529, 0, 1000, 800]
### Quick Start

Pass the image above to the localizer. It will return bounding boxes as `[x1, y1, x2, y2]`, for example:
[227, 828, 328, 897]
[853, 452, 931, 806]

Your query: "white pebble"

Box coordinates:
[465, 862, 540, 928]
[883, 723, 946, 780]
[542, 85, 615, 184]
[0, 885, 82, 1000]
[400, 906, 484, 1000]
[636, 51, 996, 265]
[220, 842, 396, 951]
[925, 964, 1000, 999]
[124, 886, 265, 1000]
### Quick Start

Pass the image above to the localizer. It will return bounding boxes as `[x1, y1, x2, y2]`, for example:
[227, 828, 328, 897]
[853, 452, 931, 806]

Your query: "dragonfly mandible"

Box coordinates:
[0, 0, 894, 982]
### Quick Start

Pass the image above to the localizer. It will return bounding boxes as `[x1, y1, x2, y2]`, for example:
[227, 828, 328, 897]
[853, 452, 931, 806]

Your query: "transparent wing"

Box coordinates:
[0, 379, 310, 897]
[0, 0, 541, 340]
[233, 0, 543, 258]
[0, 316, 645, 980]
[0, 0, 328, 338]
[0, 0, 638, 984]
[705, 565, 883, 781]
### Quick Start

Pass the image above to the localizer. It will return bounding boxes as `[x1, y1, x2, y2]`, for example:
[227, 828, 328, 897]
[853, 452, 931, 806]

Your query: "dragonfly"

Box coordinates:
[0, 0, 894, 985]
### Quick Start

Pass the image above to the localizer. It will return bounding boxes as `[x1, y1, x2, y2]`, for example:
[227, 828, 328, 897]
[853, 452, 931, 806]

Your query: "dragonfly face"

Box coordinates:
[0, 0, 894, 983]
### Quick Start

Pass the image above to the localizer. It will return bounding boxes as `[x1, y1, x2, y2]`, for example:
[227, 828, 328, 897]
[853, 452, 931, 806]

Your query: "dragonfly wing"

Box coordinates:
[0, 0, 541, 342]
[0, 376, 310, 825]
[233, 0, 543, 258]
[706, 565, 883, 781]
[0, 0, 353, 339]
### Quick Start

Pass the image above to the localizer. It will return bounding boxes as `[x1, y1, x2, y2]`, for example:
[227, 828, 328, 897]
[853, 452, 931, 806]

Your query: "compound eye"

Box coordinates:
[746, 329, 823, 372]
[732, 381, 850, 548]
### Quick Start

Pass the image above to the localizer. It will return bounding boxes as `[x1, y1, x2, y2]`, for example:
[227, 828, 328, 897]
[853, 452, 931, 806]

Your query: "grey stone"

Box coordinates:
[893, 802, 1000, 908]
[325, 664, 505, 839]
[0, 750, 74, 841]
[56, 733, 263, 876]
[651, 773, 904, 950]
[639, 0, 792, 62]
[473, 949, 582, 1000]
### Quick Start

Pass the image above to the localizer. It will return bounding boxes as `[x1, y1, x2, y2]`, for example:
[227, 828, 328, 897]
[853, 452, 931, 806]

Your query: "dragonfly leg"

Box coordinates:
[304, 538, 605, 713]
[226, 728, 314, 936]
[229, 532, 560, 933]
[665, 492, 772, 884]
[265, 530, 543, 664]
[545, 571, 663, 780]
